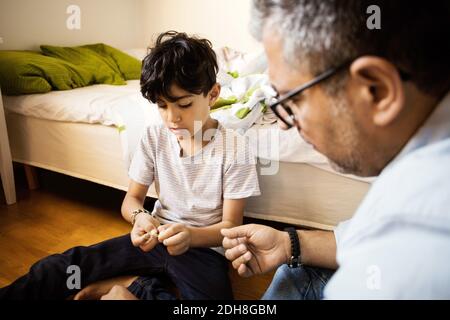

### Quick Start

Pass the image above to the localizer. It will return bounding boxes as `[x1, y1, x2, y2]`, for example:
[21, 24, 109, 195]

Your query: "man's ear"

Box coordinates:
[350, 56, 405, 126]
[209, 83, 221, 106]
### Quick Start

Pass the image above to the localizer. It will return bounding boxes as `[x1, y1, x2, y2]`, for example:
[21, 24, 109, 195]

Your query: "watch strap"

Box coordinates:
[131, 208, 151, 226]
[284, 227, 301, 268]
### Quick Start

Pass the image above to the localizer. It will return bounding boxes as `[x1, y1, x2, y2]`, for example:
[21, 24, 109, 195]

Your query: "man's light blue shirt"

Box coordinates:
[325, 91, 450, 299]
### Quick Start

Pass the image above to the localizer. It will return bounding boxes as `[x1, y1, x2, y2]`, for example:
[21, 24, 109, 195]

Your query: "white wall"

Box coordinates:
[142, 0, 261, 53]
[0, 0, 145, 50]
[0, 0, 260, 53]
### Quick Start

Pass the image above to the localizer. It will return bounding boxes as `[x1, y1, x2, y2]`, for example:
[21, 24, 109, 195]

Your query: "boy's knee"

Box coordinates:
[29, 247, 85, 278]
[30, 253, 64, 272]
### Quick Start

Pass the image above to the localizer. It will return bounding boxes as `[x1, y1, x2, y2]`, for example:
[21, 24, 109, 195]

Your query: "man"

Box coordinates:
[222, 0, 450, 299]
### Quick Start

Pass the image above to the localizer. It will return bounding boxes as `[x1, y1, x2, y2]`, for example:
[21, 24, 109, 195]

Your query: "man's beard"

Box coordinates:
[328, 157, 364, 176]
[325, 96, 367, 176]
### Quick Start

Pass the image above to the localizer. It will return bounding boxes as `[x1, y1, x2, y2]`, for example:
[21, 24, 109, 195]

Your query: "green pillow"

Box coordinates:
[212, 96, 238, 110]
[83, 44, 142, 80]
[40, 44, 126, 85]
[0, 50, 91, 95]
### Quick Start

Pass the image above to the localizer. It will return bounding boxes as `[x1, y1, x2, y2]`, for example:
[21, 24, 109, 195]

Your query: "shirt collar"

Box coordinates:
[389, 90, 450, 166]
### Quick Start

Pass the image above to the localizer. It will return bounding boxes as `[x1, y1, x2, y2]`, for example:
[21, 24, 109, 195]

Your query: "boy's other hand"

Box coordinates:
[131, 213, 160, 252]
[158, 223, 191, 256]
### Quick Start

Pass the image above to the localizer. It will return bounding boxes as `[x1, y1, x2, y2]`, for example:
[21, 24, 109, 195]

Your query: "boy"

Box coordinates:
[0, 31, 260, 300]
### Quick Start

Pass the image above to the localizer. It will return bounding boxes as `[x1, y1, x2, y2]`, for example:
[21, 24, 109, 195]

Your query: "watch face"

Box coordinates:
[288, 256, 300, 268]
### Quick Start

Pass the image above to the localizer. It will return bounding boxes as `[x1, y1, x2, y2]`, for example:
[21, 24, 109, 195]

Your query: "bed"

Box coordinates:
[3, 49, 372, 231]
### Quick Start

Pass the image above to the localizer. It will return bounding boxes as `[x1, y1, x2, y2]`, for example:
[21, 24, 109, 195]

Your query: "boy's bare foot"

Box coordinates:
[100, 285, 139, 300]
[73, 275, 138, 300]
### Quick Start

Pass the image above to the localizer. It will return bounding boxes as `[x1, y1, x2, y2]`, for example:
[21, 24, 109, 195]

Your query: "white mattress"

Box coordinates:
[6, 112, 370, 229]
[3, 80, 148, 126]
[3, 83, 372, 184]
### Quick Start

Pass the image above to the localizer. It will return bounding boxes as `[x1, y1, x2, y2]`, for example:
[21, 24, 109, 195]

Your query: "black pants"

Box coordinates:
[0, 234, 233, 300]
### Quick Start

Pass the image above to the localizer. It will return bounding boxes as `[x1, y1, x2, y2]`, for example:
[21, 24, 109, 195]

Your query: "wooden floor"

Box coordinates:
[0, 166, 275, 300]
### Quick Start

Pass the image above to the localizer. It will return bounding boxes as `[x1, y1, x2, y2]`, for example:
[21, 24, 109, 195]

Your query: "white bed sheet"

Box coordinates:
[3, 80, 146, 126]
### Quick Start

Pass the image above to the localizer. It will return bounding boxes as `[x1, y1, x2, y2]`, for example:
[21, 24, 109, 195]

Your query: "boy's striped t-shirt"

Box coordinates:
[129, 122, 261, 228]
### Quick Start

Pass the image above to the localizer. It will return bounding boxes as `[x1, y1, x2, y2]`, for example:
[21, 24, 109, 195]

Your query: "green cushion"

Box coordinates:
[40, 44, 126, 85]
[0, 44, 141, 96]
[0, 50, 92, 95]
[83, 43, 142, 80]
[212, 96, 238, 110]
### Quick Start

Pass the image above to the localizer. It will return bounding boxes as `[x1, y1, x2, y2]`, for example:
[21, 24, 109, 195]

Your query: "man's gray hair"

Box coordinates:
[250, 0, 362, 75]
[250, 0, 450, 97]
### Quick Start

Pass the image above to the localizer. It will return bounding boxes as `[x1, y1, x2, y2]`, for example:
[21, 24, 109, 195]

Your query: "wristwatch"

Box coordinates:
[131, 208, 152, 226]
[284, 227, 301, 268]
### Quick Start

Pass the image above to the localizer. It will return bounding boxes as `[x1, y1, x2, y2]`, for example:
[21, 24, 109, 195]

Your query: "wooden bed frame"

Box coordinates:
[0, 89, 16, 204]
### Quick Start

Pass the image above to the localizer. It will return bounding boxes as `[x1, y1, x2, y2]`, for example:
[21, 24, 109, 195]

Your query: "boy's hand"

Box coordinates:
[130, 213, 160, 252]
[158, 223, 191, 256]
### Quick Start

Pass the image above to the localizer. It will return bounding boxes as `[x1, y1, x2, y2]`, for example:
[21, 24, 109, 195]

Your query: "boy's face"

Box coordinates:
[156, 84, 220, 139]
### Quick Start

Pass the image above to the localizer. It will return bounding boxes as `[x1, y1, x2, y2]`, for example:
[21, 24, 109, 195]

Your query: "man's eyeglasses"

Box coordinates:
[269, 59, 411, 129]
[269, 60, 353, 129]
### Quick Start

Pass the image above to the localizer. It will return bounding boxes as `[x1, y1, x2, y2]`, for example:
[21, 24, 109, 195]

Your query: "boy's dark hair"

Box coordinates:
[140, 31, 218, 103]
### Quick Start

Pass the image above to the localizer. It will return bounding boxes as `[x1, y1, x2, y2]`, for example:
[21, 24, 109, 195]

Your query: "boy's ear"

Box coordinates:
[209, 83, 221, 106]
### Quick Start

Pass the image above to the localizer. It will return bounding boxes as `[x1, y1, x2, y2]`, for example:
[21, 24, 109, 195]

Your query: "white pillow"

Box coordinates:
[214, 46, 267, 76]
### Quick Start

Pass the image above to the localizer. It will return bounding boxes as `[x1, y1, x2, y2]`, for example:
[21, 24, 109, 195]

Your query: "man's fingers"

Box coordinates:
[222, 236, 247, 249]
[221, 225, 253, 239]
[224, 244, 247, 261]
[231, 251, 252, 270]
[237, 263, 253, 278]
